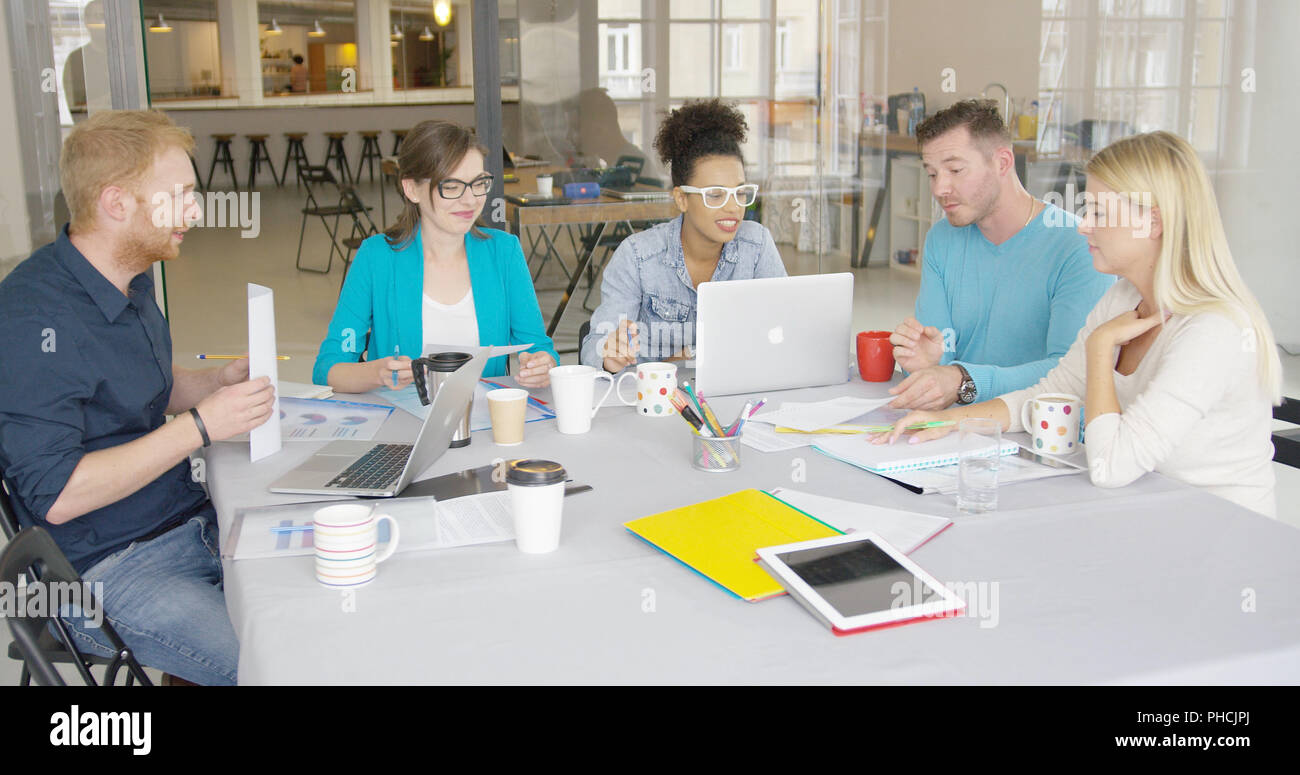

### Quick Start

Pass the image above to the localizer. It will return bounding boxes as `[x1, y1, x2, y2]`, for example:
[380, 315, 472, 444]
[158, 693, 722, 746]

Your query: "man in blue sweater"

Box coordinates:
[888, 100, 1112, 410]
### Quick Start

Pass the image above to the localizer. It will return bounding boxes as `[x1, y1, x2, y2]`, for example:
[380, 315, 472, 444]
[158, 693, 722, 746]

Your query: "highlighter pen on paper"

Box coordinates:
[269, 524, 314, 534]
[197, 354, 290, 361]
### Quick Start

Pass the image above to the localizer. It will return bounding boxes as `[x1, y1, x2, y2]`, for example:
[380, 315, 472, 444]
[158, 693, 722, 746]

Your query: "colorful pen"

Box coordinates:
[197, 354, 290, 360]
[392, 345, 400, 388]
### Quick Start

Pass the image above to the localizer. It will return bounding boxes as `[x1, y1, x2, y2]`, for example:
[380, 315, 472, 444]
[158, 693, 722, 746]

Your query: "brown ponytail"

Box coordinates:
[384, 119, 490, 248]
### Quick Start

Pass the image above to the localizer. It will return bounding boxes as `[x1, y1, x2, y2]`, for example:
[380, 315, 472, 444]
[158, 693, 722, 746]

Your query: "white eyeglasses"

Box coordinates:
[678, 184, 759, 209]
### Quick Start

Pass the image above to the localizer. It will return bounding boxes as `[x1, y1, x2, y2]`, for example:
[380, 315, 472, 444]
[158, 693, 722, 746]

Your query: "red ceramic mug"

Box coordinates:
[856, 331, 895, 382]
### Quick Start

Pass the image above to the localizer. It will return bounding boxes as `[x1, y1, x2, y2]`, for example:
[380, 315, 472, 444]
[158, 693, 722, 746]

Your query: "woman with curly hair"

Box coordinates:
[580, 99, 787, 372]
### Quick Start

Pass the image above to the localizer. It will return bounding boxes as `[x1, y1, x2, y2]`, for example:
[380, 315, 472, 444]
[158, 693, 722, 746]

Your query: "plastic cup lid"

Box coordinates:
[505, 459, 566, 486]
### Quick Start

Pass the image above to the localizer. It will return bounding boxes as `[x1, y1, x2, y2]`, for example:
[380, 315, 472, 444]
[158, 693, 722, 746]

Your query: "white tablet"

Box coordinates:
[756, 533, 965, 636]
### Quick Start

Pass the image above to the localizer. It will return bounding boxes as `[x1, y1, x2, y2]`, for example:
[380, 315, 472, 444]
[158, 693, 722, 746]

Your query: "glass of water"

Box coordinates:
[956, 418, 1001, 514]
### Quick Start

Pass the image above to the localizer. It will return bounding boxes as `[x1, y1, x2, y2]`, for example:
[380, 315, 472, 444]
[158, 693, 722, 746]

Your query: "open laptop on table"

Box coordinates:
[693, 274, 853, 396]
[268, 348, 489, 497]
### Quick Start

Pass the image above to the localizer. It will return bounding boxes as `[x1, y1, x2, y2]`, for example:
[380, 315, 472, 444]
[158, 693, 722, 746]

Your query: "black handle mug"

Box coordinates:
[410, 351, 475, 448]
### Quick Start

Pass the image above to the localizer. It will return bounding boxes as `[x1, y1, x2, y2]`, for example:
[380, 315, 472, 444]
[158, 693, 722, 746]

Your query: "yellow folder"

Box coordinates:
[624, 489, 843, 602]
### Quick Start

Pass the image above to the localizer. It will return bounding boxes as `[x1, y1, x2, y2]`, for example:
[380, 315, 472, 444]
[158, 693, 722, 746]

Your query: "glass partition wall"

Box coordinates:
[4, 0, 1295, 368]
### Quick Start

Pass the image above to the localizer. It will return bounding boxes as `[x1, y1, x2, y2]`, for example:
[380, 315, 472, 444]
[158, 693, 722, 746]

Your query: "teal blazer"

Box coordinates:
[312, 226, 559, 384]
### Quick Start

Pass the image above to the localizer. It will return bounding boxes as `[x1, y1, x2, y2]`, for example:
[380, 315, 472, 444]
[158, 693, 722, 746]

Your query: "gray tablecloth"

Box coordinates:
[205, 378, 1300, 684]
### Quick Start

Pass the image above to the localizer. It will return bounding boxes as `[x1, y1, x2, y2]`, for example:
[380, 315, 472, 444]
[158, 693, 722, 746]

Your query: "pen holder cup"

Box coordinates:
[690, 431, 743, 473]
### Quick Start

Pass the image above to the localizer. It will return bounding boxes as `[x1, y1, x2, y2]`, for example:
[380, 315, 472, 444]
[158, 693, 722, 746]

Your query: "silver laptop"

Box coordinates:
[268, 348, 489, 497]
[604, 187, 671, 201]
[694, 274, 853, 396]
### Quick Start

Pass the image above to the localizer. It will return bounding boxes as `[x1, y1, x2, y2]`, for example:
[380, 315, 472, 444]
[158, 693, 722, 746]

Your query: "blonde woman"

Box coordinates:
[874, 131, 1282, 517]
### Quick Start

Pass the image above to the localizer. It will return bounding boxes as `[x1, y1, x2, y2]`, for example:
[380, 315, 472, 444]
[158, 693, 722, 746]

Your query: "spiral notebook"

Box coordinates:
[812, 434, 1019, 474]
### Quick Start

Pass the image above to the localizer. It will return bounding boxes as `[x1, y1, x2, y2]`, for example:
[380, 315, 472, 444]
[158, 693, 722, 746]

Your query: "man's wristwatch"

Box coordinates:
[955, 364, 977, 405]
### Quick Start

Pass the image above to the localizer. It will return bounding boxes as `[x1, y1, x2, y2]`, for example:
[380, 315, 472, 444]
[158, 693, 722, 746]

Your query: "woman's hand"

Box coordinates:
[601, 319, 640, 373]
[1088, 309, 1164, 352]
[868, 409, 958, 446]
[516, 351, 556, 388]
[374, 355, 413, 390]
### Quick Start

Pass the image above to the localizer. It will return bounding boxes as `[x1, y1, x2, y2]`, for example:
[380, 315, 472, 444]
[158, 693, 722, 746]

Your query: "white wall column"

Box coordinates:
[217, 0, 261, 105]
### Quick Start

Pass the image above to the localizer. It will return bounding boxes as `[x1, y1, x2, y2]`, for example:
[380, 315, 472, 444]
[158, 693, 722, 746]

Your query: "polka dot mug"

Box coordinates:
[1020, 393, 1082, 456]
[615, 361, 679, 417]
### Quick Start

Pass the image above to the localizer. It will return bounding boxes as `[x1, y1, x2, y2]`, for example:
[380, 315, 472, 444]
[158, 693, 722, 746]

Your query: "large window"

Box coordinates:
[141, 1, 224, 101]
[1039, 0, 1230, 154]
[258, 2, 357, 96]
[391, 3, 459, 90]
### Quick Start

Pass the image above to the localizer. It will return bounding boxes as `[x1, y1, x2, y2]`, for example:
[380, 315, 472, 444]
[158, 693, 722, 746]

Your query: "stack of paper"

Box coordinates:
[750, 396, 896, 432]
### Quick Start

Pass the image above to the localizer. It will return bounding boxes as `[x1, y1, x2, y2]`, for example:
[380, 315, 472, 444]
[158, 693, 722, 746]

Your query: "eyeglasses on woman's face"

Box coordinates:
[437, 174, 494, 199]
[678, 184, 759, 209]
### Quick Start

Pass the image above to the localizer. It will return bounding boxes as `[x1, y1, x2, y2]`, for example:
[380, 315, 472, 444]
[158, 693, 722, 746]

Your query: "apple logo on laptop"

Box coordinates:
[768, 326, 784, 345]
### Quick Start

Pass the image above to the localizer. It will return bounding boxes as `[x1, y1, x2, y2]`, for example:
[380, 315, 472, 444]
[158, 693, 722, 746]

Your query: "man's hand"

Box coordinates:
[887, 364, 963, 411]
[193, 376, 276, 442]
[516, 351, 556, 388]
[601, 319, 640, 373]
[217, 357, 250, 387]
[890, 317, 945, 373]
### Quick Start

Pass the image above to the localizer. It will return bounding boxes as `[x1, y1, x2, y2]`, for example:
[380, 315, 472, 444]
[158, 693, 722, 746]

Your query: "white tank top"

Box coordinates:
[421, 290, 480, 352]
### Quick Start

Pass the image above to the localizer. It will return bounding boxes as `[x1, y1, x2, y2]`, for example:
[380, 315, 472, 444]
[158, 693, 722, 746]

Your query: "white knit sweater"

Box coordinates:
[999, 279, 1277, 518]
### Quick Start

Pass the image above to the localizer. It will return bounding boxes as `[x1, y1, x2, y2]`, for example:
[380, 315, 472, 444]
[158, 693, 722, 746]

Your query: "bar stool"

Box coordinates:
[323, 132, 353, 185]
[245, 135, 280, 189]
[355, 131, 383, 183]
[391, 129, 408, 156]
[281, 132, 311, 188]
[207, 134, 239, 190]
[380, 157, 400, 227]
[188, 154, 203, 189]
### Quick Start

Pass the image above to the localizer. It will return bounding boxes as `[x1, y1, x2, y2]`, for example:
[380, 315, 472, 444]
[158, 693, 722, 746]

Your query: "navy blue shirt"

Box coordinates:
[0, 227, 209, 573]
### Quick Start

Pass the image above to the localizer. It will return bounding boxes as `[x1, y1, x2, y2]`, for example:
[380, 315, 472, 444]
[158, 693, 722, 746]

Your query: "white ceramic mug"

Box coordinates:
[313, 504, 400, 589]
[536, 174, 553, 195]
[1020, 393, 1082, 455]
[614, 361, 678, 417]
[548, 365, 615, 434]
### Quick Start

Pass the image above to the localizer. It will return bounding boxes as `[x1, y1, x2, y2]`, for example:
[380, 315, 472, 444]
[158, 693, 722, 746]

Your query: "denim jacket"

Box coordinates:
[580, 215, 787, 368]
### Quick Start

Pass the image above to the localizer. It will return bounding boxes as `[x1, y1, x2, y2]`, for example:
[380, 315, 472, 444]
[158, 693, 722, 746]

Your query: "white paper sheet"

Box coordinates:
[749, 396, 896, 432]
[741, 405, 907, 452]
[224, 492, 515, 560]
[278, 381, 334, 400]
[767, 488, 952, 553]
[740, 423, 821, 452]
[248, 284, 281, 462]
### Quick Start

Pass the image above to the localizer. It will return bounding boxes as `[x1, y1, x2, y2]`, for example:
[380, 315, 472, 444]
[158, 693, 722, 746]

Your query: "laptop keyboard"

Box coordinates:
[325, 443, 413, 490]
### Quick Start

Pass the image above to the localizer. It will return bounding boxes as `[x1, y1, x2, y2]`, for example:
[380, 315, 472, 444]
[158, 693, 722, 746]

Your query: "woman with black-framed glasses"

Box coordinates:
[313, 120, 558, 391]
[579, 99, 787, 373]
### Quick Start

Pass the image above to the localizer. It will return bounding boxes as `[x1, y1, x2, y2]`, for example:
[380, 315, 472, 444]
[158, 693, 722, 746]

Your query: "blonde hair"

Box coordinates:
[1086, 131, 1282, 404]
[60, 109, 195, 232]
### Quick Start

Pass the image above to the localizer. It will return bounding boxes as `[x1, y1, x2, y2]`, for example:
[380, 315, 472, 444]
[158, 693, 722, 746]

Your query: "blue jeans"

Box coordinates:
[60, 511, 239, 685]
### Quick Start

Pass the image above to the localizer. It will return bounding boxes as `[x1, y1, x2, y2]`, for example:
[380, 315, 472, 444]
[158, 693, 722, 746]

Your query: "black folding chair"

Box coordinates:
[295, 165, 377, 275]
[0, 520, 151, 687]
[337, 185, 382, 290]
[1273, 397, 1300, 469]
